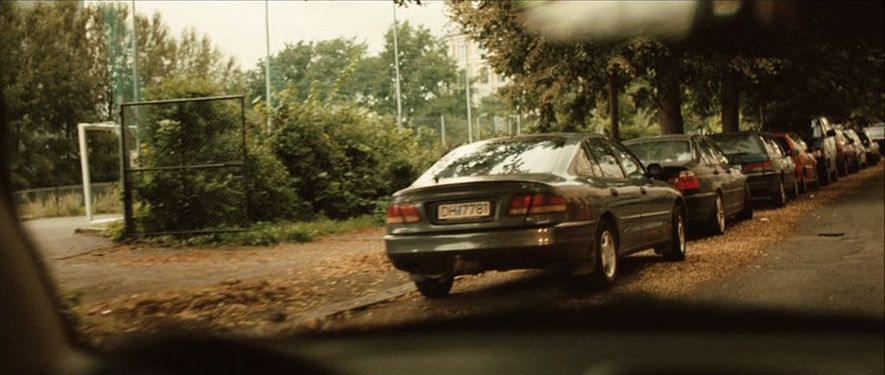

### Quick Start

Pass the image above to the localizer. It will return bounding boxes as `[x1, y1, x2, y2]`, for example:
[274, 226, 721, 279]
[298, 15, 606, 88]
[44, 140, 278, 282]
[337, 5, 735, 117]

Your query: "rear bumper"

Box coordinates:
[745, 172, 780, 199]
[683, 192, 716, 224]
[385, 222, 595, 275]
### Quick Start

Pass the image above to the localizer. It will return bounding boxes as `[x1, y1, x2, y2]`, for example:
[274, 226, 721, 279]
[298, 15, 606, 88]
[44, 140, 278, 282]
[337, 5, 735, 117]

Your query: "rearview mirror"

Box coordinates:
[645, 163, 663, 180]
[826, 129, 837, 137]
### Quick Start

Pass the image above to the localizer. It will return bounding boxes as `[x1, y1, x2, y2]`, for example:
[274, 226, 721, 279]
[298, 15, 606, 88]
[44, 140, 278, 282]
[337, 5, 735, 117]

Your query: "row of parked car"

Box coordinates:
[383, 119, 882, 297]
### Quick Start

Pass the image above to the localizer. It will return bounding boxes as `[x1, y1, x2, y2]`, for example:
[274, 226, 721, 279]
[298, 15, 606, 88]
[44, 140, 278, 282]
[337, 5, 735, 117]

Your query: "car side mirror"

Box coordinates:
[826, 129, 837, 137]
[645, 163, 663, 180]
[790, 149, 800, 157]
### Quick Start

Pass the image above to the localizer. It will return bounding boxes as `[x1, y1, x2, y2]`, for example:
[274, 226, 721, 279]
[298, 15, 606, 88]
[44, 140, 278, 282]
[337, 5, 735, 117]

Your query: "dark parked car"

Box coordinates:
[710, 132, 799, 207]
[385, 134, 687, 297]
[769, 116, 839, 185]
[773, 132, 819, 192]
[623, 135, 752, 235]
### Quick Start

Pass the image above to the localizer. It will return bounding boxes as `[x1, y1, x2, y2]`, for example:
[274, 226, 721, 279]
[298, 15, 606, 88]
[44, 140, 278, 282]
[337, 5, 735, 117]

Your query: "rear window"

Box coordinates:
[711, 134, 765, 155]
[414, 137, 566, 184]
[624, 140, 693, 164]
[774, 137, 791, 152]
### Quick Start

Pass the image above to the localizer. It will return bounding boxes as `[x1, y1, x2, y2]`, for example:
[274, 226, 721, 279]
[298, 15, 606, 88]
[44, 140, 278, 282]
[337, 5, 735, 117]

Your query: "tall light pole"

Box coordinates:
[392, 2, 404, 130]
[130, 0, 140, 148]
[264, 0, 273, 132]
[464, 40, 473, 143]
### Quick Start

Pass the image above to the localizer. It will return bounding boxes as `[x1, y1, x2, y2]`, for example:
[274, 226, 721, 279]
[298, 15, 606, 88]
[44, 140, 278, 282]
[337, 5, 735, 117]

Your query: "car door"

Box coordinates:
[702, 137, 744, 214]
[584, 138, 645, 253]
[606, 139, 669, 249]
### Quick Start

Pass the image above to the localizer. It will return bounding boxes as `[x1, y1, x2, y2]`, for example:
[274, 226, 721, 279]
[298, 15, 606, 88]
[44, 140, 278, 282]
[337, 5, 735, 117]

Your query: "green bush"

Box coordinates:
[135, 78, 298, 233]
[272, 94, 440, 219]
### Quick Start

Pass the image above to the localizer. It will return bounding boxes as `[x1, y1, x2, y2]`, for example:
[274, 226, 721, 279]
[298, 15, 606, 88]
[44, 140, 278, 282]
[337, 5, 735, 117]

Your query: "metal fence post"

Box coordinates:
[119, 106, 134, 236]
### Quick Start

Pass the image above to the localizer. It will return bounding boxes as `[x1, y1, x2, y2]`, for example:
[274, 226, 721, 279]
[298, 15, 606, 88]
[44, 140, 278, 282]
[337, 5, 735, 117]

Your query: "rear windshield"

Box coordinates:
[624, 140, 693, 164]
[711, 134, 765, 155]
[774, 137, 791, 152]
[414, 137, 566, 184]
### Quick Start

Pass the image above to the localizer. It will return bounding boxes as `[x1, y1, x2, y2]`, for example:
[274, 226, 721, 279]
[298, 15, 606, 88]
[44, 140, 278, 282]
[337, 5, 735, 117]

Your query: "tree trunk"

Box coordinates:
[608, 73, 620, 140]
[720, 64, 740, 133]
[656, 67, 684, 134]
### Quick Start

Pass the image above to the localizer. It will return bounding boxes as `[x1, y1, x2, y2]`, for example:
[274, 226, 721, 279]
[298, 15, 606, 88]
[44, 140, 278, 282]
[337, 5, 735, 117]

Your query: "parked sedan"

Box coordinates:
[833, 128, 858, 176]
[768, 116, 839, 186]
[864, 124, 885, 155]
[843, 129, 868, 171]
[857, 131, 881, 164]
[710, 132, 799, 207]
[773, 132, 819, 191]
[385, 134, 687, 297]
[623, 135, 752, 235]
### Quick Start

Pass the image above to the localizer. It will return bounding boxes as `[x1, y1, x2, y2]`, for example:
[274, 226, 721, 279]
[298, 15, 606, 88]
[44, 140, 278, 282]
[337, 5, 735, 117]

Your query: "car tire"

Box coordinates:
[838, 159, 847, 177]
[589, 220, 619, 288]
[709, 193, 726, 235]
[799, 174, 808, 194]
[658, 206, 687, 261]
[413, 275, 454, 298]
[789, 176, 800, 199]
[772, 178, 787, 207]
[737, 184, 754, 221]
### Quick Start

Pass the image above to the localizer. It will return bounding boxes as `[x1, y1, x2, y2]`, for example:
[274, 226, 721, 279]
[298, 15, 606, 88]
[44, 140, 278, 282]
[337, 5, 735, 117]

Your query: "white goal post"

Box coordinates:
[77, 122, 120, 223]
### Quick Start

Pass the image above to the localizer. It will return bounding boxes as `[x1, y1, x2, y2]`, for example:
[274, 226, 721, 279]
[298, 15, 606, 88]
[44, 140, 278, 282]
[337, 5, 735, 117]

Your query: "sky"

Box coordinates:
[124, 0, 455, 69]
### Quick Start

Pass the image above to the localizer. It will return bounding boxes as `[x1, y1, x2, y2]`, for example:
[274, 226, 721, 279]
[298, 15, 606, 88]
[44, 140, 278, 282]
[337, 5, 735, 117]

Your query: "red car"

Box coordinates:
[773, 132, 819, 192]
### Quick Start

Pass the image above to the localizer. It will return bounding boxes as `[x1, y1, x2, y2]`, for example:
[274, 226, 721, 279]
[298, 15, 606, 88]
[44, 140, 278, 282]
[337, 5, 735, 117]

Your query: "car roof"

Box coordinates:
[480, 132, 605, 143]
[622, 134, 699, 144]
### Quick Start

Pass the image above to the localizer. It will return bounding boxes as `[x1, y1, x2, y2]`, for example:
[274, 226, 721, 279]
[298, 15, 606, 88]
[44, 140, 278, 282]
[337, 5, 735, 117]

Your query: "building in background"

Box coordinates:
[445, 33, 508, 105]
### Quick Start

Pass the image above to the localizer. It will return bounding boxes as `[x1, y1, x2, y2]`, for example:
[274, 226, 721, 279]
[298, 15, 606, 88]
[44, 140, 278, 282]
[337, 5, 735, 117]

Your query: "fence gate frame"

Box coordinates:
[119, 94, 249, 237]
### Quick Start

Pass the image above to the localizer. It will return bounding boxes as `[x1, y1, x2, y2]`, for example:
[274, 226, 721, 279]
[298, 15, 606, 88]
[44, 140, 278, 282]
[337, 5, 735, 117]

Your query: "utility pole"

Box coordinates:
[440, 115, 446, 147]
[265, 0, 273, 132]
[464, 40, 473, 143]
[392, 3, 404, 130]
[130, 0, 140, 149]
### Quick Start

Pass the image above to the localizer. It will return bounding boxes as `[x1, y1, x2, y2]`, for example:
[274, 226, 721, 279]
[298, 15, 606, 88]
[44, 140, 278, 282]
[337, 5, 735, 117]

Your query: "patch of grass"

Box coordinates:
[112, 215, 384, 247]
[17, 187, 121, 220]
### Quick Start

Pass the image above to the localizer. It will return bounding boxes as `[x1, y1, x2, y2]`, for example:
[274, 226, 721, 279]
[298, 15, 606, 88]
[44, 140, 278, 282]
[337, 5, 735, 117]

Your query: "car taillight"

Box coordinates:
[387, 203, 420, 224]
[508, 193, 568, 216]
[667, 170, 701, 191]
[742, 160, 773, 173]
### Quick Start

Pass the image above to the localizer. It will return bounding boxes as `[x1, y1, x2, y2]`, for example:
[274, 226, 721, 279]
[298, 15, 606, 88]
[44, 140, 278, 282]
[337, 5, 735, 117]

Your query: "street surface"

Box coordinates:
[696, 170, 884, 317]
[23, 165, 884, 343]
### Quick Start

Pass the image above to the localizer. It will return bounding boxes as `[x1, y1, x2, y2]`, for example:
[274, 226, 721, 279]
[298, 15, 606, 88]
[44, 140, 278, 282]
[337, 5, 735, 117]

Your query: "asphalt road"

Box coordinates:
[695, 170, 885, 318]
[22, 214, 116, 259]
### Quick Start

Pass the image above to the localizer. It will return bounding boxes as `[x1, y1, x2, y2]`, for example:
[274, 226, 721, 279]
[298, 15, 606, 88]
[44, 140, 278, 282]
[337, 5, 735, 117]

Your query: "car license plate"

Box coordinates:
[437, 201, 491, 220]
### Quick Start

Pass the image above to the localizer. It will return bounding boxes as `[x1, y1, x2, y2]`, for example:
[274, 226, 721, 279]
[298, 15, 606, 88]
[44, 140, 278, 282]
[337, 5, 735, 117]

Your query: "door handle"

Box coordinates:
[640, 187, 648, 195]
[609, 188, 619, 197]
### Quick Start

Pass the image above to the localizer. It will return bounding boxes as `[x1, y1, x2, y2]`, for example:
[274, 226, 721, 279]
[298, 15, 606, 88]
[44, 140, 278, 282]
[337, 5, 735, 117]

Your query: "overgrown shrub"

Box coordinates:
[272, 92, 440, 219]
[135, 78, 297, 232]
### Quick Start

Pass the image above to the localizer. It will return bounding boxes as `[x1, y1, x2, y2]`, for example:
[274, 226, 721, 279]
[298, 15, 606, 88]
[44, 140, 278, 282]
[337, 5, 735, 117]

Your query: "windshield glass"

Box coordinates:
[1, 0, 882, 356]
[415, 137, 566, 184]
[711, 135, 765, 155]
[624, 140, 693, 164]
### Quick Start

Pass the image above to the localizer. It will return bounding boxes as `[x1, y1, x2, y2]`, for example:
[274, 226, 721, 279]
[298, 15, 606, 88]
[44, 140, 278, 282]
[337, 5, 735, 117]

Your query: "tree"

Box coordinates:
[365, 21, 460, 121]
[246, 38, 369, 107]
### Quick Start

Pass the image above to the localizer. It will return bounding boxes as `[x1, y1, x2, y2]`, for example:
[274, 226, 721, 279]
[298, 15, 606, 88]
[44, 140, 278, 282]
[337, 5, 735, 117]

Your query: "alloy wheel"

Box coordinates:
[600, 230, 617, 279]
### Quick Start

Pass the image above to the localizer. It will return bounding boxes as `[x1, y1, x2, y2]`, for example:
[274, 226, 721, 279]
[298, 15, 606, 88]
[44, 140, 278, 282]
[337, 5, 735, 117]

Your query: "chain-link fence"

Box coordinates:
[120, 95, 249, 236]
[13, 182, 120, 219]
[410, 114, 527, 150]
